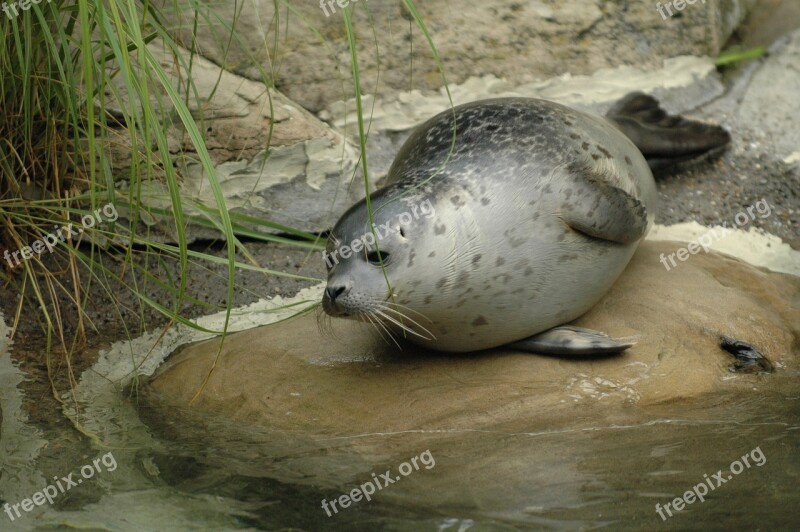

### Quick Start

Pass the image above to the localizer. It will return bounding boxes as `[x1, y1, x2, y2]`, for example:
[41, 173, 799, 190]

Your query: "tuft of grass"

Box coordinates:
[0, 0, 447, 409]
[0, 0, 326, 408]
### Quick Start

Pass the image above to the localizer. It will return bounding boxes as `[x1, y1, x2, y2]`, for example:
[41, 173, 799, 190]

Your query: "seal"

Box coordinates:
[321, 95, 730, 354]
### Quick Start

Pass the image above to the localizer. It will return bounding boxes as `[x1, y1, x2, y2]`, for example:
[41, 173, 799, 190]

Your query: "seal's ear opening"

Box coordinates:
[606, 92, 731, 174]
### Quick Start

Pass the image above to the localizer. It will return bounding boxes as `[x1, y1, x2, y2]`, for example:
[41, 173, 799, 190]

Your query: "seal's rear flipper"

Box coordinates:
[507, 326, 637, 356]
[606, 92, 731, 171]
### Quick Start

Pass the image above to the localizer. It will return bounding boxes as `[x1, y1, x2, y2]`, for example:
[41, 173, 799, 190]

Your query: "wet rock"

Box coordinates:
[142, 240, 798, 507]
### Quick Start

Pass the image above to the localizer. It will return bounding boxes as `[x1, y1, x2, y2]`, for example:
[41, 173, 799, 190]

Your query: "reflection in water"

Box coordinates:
[1, 344, 798, 530]
[135, 384, 799, 530]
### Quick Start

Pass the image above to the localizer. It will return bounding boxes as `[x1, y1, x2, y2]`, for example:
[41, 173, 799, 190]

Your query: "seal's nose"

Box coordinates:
[325, 285, 346, 303]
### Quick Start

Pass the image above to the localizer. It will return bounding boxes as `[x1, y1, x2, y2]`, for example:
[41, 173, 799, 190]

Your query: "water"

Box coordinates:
[0, 239, 798, 531]
[134, 384, 799, 530]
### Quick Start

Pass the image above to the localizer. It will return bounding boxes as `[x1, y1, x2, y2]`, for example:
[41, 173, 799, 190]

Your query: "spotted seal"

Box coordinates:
[321, 94, 730, 354]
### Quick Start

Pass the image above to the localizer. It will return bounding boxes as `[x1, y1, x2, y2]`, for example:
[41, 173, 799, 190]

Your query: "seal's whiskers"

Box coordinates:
[374, 305, 435, 341]
[315, 305, 339, 340]
[379, 305, 436, 340]
[386, 301, 435, 323]
[363, 311, 401, 348]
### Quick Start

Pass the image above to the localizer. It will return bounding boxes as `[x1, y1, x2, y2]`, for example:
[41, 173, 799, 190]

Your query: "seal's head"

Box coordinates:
[322, 188, 437, 326]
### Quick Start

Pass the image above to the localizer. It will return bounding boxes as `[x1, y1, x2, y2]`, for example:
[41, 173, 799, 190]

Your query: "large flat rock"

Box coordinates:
[139, 239, 798, 524]
[145, 238, 798, 433]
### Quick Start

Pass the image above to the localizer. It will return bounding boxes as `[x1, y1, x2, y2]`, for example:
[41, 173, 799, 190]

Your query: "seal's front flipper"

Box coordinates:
[507, 326, 637, 356]
[562, 168, 650, 244]
[606, 92, 731, 171]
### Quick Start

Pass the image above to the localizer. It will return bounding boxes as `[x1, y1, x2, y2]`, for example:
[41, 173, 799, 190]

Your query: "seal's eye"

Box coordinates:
[366, 250, 390, 265]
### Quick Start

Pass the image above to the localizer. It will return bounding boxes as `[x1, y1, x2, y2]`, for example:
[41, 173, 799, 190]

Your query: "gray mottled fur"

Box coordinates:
[322, 98, 656, 353]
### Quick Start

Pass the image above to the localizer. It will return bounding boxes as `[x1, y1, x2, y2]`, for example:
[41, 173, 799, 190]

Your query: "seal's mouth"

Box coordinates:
[321, 285, 394, 319]
[321, 291, 355, 318]
[321, 290, 436, 344]
[321, 298, 346, 317]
